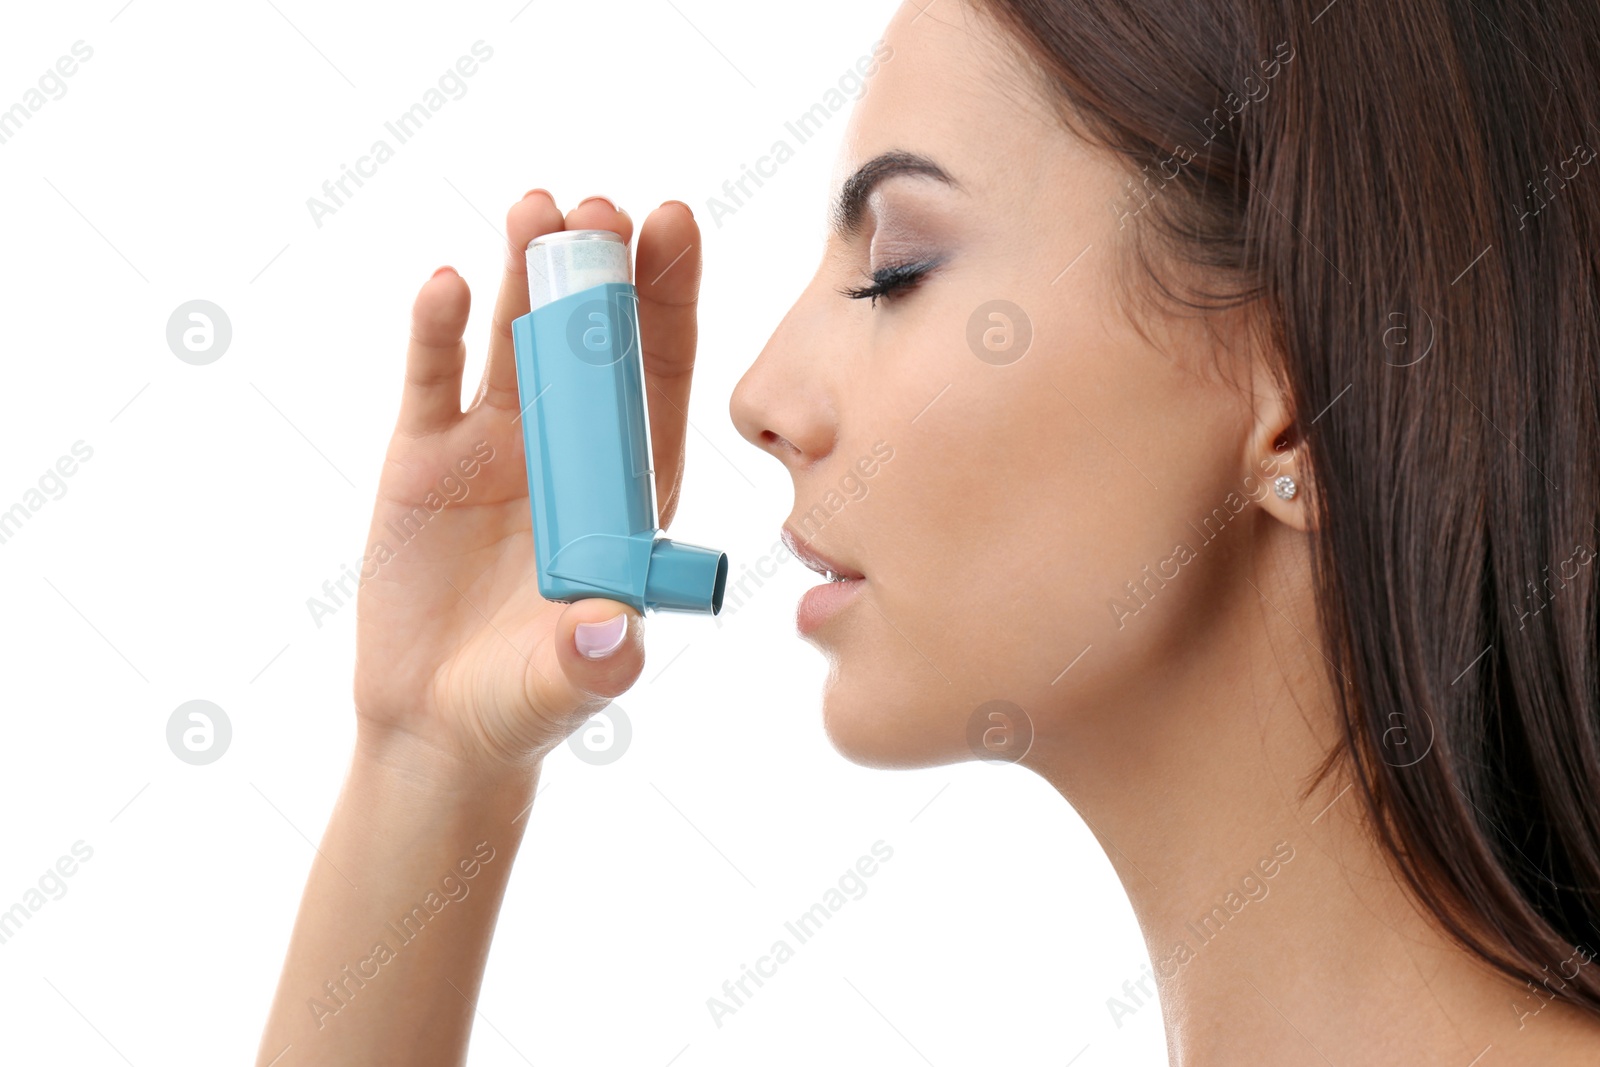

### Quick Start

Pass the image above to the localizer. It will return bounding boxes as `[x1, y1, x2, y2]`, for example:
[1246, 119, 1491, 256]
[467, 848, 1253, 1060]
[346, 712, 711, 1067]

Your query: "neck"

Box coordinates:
[1024, 539, 1591, 1065]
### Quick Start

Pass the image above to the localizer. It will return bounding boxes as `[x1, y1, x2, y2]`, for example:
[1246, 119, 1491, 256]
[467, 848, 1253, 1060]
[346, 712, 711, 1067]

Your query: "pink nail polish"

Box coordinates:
[574, 614, 628, 658]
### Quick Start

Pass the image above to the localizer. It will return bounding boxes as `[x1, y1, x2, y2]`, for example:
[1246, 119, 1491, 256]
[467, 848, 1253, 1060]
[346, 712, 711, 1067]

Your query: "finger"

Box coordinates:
[635, 201, 702, 527]
[398, 267, 471, 437]
[527, 600, 647, 726]
[560, 194, 635, 254]
[477, 190, 568, 413]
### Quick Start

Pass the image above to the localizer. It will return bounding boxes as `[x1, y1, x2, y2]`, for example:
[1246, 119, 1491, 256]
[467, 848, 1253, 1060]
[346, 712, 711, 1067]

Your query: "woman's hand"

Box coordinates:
[352, 191, 703, 770]
[257, 192, 704, 1063]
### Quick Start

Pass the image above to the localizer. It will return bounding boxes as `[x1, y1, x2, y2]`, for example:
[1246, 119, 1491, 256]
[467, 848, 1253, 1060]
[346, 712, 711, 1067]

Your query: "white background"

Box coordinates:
[0, 1, 1163, 1063]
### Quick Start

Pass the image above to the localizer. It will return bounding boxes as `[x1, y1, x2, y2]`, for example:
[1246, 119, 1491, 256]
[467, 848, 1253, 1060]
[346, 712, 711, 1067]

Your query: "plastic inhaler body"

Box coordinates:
[510, 230, 728, 615]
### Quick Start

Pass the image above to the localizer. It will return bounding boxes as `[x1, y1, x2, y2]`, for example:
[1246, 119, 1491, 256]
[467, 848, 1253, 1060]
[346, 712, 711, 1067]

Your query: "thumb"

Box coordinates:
[534, 600, 647, 723]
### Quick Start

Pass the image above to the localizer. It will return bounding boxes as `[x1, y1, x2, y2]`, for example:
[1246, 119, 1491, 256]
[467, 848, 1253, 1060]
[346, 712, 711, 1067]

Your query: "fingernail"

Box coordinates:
[575, 613, 628, 659]
[578, 194, 617, 211]
[522, 188, 551, 201]
[660, 199, 694, 219]
[432, 265, 456, 278]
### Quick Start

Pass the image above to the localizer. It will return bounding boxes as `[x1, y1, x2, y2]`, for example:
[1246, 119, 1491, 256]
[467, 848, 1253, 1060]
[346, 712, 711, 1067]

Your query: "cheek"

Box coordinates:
[819, 291, 1251, 763]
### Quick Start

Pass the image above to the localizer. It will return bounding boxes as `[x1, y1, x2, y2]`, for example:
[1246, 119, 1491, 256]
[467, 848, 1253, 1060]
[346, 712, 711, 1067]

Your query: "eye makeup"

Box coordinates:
[839, 256, 945, 306]
[836, 188, 953, 306]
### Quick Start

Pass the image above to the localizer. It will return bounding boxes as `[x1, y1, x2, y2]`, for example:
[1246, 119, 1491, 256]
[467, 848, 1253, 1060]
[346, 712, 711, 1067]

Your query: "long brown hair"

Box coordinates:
[974, 0, 1600, 1015]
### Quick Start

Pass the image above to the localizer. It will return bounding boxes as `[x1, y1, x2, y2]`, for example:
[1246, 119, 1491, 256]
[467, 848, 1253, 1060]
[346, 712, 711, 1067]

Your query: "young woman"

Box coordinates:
[258, 1, 1600, 1063]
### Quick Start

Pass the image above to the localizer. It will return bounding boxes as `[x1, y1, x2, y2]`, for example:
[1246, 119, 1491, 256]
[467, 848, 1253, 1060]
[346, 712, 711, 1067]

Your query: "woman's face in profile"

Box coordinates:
[731, 0, 1282, 770]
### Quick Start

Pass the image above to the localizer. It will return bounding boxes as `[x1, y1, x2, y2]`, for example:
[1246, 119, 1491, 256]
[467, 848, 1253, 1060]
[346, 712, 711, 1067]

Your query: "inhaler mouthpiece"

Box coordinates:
[510, 230, 728, 616]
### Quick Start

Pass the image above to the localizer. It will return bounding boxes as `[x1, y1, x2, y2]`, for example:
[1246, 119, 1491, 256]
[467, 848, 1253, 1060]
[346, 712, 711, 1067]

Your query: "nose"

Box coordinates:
[729, 284, 838, 470]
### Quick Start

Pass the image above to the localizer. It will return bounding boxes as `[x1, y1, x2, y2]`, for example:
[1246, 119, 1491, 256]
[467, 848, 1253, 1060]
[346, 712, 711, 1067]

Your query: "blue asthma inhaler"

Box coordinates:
[510, 229, 728, 616]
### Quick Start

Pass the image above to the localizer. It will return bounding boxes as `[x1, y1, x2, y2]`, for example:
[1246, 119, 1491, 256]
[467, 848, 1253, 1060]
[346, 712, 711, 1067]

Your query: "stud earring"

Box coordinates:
[1273, 475, 1298, 501]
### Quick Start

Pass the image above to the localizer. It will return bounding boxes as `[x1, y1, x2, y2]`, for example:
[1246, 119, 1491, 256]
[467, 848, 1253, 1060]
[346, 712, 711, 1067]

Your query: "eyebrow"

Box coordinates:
[830, 150, 959, 238]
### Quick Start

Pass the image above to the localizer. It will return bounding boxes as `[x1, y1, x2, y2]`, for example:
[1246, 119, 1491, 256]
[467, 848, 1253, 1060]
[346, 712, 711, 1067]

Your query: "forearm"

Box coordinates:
[256, 729, 539, 1066]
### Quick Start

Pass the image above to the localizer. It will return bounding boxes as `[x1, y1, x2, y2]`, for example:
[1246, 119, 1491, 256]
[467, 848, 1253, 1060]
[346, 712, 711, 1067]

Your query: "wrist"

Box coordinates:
[352, 721, 541, 815]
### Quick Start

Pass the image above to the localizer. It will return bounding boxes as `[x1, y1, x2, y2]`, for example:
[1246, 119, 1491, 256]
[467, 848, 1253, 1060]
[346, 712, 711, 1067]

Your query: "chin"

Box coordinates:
[816, 666, 972, 770]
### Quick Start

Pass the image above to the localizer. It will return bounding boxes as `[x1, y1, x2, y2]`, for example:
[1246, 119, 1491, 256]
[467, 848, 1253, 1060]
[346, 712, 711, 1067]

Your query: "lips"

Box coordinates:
[780, 525, 865, 582]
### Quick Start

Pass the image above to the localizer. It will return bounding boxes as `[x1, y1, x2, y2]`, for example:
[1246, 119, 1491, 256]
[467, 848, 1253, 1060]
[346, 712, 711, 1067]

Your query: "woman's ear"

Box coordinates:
[1235, 334, 1314, 532]
[1248, 414, 1311, 532]
[1223, 306, 1313, 532]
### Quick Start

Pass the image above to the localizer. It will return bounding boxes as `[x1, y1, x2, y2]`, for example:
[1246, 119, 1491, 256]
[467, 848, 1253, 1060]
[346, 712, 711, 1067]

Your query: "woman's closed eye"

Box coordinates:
[838, 256, 944, 307]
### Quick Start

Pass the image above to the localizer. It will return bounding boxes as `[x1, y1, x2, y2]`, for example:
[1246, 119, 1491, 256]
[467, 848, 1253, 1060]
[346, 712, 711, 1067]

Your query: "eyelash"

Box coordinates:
[838, 258, 942, 307]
